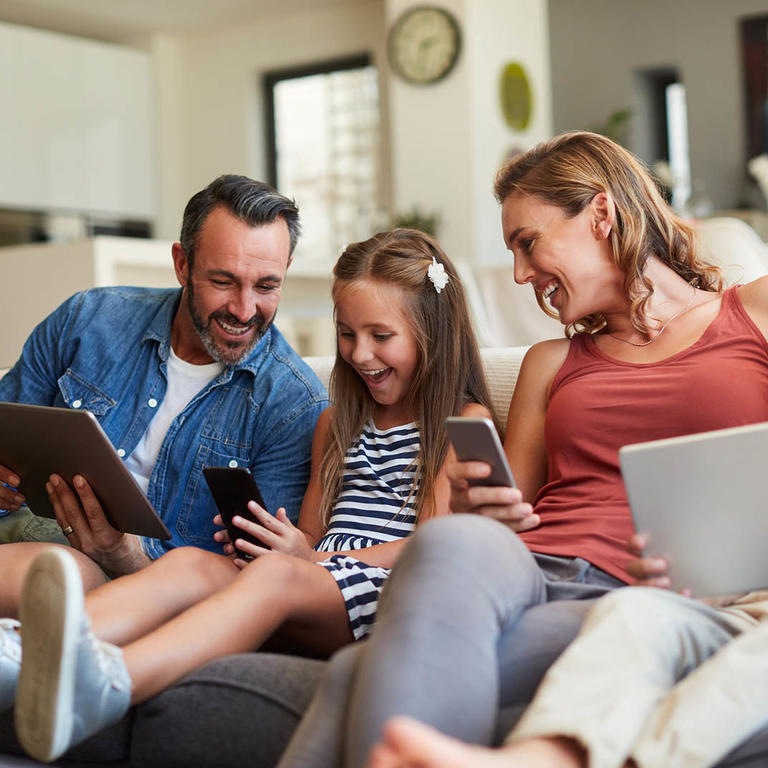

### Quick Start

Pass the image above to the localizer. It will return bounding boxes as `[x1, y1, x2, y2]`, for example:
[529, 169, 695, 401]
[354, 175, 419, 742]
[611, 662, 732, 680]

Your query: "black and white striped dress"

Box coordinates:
[314, 419, 420, 640]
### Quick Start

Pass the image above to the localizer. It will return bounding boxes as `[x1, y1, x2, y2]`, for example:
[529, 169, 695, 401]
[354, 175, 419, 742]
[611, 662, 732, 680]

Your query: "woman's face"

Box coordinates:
[500, 191, 625, 325]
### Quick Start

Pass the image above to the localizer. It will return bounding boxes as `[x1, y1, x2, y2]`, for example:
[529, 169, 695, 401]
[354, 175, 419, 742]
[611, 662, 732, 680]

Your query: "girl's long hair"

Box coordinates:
[318, 228, 497, 524]
[494, 131, 724, 337]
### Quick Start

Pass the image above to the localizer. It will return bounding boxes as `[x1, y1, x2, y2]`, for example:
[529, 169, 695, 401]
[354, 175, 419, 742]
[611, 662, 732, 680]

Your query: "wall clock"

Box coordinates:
[388, 6, 461, 85]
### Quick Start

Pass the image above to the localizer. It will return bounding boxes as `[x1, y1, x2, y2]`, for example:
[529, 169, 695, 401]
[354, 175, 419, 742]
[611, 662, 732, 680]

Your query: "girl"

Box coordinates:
[10, 228, 497, 763]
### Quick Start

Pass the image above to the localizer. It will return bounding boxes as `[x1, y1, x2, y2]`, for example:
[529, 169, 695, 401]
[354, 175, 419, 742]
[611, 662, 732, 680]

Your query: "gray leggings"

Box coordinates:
[278, 514, 624, 768]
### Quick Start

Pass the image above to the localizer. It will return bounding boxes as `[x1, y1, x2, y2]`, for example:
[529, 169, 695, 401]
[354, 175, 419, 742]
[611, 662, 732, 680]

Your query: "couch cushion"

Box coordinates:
[0, 708, 132, 766]
[130, 653, 324, 768]
[478, 347, 528, 432]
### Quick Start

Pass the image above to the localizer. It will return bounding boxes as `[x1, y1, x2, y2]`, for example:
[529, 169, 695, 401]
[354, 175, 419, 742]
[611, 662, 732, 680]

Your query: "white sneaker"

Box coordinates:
[0, 618, 21, 711]
[15, 549, 132, 763]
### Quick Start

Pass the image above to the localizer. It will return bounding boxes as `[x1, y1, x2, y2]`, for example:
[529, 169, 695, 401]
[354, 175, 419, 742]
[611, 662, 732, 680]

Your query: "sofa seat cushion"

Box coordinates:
[0, 708, 132, 766]
[130, 653, 324, 768]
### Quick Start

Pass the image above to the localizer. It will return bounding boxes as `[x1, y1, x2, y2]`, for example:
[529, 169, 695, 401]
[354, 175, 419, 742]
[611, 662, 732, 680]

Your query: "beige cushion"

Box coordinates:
[479, 347, 528, 432]
[694, 217, 768, 286]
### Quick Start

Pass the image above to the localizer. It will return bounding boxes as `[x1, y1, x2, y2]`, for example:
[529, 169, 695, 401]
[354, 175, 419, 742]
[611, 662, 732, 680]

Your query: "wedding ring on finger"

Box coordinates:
[61, 525, 74, 537]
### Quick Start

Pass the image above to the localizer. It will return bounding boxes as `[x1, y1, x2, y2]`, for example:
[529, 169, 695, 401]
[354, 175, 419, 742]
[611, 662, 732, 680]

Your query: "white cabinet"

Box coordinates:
[0, 21, 154, 220]
[0, 237, 175, 368]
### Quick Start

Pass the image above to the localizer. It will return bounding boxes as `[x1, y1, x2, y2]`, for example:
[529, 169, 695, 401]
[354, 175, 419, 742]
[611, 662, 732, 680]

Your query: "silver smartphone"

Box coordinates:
[445, 416, 516, 487]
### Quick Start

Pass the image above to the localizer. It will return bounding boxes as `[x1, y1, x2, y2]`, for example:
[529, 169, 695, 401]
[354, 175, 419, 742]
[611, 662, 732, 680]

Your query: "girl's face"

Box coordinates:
[501, 191, 626, 325]
[335, 280, 420, 425]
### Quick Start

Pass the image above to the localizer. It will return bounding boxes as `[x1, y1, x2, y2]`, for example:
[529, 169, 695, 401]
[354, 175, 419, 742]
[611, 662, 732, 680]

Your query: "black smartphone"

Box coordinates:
[202, 466, 270, 557]
[445, 416, 516, 487]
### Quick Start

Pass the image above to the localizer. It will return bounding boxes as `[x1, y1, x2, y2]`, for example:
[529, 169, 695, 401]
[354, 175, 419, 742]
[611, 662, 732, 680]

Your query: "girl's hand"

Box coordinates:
[447, 460, 540, 533]
[212, 513, 237, 557]
[626, 532, 672, 589]
[230, 503, 315, 562]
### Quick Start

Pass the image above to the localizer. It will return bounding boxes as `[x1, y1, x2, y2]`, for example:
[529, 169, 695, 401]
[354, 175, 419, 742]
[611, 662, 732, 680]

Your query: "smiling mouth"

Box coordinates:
[215, 318, 255, 338]
[359, 367, 391, 383]
[542, 282, 559, 300]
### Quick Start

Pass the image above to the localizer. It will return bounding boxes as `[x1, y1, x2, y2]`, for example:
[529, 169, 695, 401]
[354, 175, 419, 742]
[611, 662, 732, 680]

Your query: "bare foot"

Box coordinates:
[366, 717, 585, 768]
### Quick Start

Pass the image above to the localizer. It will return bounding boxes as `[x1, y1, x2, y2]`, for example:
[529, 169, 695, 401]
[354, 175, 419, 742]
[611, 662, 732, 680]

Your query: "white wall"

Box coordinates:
[549, 0, 768, 211]
[150, 0, 552, 269]
[386, 0, 473, 262]
[386, 0, 552, 266]
[467, 0, 552, 266]
[150, 1, 387, 240]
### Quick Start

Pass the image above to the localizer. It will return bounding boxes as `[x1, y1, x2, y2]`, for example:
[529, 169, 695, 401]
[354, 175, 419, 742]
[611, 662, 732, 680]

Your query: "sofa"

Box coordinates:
[0, 346, 767, 767]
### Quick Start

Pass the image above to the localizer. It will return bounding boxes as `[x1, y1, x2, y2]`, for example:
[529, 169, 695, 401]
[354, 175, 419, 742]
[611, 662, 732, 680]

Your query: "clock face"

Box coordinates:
[388, 6, 461, 85]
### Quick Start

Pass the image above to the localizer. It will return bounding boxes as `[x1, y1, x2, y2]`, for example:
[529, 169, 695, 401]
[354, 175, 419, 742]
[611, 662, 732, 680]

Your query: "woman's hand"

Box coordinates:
[229, 503, 315, 566]
[447, 459, 540, 533]
[626, 532, 672, 589]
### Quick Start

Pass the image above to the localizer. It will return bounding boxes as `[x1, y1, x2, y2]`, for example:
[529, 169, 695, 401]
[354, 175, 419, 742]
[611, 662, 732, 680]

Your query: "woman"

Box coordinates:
[277, 130, 768, 768]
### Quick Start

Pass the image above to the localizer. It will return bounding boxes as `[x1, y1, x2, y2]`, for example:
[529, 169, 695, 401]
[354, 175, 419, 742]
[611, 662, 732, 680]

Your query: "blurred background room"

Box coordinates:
[2, 0, 768, 368]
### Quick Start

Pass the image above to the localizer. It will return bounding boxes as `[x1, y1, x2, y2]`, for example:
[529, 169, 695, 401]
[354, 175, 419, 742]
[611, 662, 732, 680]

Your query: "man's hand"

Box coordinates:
[46, 474, 150, 576]
[447, 460, 539, 533]
[0, 463, 25, 512]
[626, 532, 672, 589]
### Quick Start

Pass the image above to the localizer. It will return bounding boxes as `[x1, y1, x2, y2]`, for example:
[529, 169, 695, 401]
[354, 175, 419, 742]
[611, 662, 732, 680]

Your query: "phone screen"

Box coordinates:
[202, 466, 270, 556]
[445, 417, 516, 487]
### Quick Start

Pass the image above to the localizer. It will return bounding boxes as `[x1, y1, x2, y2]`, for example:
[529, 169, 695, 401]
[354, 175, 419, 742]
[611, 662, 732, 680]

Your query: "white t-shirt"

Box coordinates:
[125, 349, 222, 492]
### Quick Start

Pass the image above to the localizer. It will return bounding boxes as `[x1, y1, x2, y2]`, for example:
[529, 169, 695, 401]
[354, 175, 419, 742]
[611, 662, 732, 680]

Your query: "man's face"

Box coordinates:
[172, 206, 292, 366]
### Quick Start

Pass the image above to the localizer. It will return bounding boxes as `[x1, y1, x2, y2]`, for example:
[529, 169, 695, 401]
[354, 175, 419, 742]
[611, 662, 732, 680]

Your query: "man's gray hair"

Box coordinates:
[179, 175, 301, 266]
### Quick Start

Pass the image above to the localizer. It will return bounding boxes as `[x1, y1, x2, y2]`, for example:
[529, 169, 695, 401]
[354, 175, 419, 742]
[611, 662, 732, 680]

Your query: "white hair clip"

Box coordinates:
[427, 257, 449, 294]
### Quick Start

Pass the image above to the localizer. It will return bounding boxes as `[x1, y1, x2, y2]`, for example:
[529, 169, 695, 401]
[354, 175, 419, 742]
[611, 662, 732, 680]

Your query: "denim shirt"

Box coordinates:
[0, 287, 329, 559]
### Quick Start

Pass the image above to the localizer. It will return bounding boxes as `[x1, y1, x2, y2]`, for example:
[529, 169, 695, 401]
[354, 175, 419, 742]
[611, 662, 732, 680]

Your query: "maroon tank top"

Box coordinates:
[519, 287, 768, 582]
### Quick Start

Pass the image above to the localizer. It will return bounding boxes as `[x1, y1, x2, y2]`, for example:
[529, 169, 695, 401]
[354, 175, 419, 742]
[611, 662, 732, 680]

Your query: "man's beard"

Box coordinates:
[187, 281, 274, 366]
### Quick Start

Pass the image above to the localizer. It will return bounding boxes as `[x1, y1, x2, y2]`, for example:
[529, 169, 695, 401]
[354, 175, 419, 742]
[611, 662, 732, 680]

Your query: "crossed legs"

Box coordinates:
[364, 589, 762, 768]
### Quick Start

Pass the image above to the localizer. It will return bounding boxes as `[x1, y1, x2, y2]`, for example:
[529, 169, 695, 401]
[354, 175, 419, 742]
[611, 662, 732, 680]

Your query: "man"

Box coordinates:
[0, 174, 328, 615]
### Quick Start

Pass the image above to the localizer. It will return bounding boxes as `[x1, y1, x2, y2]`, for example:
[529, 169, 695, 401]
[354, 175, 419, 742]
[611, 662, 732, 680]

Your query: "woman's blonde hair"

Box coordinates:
[494, 131, 724, 336]
[318, 228, 497, 524]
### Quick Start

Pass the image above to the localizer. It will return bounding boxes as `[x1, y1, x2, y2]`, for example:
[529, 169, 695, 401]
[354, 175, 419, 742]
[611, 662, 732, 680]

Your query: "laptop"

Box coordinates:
[0, 402, 171, 540]
[619, 421, 768, 597]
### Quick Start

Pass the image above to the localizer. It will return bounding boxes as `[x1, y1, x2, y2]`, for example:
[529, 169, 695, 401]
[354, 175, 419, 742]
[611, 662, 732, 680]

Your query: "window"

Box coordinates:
[265, 56, 385, 264]
[634, 68, 691, 210]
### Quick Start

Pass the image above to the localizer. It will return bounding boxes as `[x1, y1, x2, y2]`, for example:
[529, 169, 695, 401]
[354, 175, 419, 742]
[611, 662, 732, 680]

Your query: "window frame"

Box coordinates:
[263, 53, 373, 189]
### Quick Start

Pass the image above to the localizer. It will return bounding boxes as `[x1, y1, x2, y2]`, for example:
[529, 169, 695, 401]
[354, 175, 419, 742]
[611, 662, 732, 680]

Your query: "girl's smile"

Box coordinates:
[358, 367, 392, 386]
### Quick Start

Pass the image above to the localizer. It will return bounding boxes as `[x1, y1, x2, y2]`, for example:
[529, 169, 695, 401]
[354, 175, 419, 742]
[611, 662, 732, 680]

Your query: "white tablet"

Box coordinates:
[619, 421, 768, 596]
[0, 402, 170, 540]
